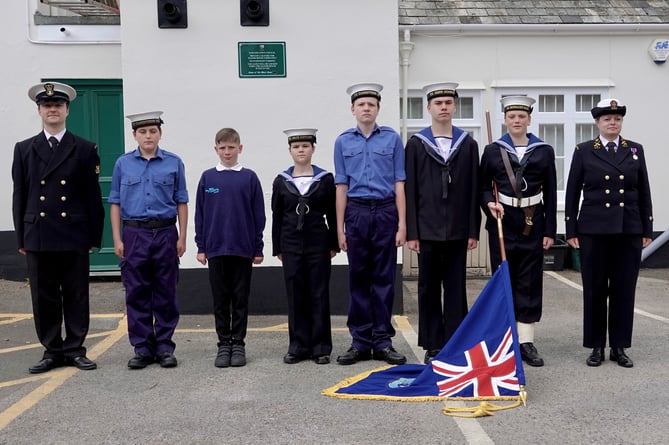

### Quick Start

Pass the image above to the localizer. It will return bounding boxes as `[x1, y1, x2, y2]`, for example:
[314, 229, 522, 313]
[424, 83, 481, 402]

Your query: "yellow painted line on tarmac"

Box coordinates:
[0, 375, 49, 389]
[0, 315, 33, 325]
[393, 315, 412, 332]
[0, 329, 127, 355]
[176, 324, 350, 334]
[0, 316, 128, 431]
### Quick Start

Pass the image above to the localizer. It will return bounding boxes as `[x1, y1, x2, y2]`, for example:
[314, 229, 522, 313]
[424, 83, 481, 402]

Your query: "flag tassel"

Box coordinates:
[442, 398, 524, 418]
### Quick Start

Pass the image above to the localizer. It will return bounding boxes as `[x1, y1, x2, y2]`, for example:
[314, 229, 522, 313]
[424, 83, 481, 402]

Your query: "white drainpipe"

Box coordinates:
[399, 29, 414, 143]
[642, 229, 669, 262]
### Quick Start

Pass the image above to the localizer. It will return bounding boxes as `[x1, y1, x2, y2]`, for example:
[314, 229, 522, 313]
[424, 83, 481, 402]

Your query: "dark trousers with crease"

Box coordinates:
[207, 255, 252, 346]
[579, 234, 641, 349]
[27, 250, 90, 359]
[344, 199, 398, 352]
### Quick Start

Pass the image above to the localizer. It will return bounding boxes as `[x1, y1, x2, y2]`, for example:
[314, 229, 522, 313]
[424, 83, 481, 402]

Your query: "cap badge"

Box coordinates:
[610, 100, 618, 109]
[44, 83, 55, 97]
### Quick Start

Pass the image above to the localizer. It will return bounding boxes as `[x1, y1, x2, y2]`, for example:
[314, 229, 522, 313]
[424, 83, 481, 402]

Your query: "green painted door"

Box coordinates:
[50, 78, 124, 272]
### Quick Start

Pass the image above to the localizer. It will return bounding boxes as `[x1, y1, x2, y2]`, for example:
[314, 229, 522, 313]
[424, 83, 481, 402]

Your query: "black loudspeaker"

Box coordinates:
[158, 0, 188, 29]
[240, 0, 269, 26]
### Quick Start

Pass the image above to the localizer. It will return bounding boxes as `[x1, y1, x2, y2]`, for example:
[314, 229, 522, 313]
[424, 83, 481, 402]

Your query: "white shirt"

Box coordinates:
[435, 136, 454, 162]
[292, 175, 315, 195]
[216, 162, 242, 172]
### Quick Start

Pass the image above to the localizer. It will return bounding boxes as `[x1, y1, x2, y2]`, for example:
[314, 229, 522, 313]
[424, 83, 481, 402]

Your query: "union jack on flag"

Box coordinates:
[432, 327, 519, 397]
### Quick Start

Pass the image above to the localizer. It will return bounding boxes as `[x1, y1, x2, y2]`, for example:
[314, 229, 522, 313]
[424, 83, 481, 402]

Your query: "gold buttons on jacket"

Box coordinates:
[61, 196, 67, 201]
[604, 175, 610, 180]
[39, 212, 45, 217]
[605, 189, 610, 194]
[40, 196, 45, 201]
[40, 180, 46, 185]
[619, 189, 624, 194]
[61, 212, 67, 218]
[619, 175, 624, 180]
[60, 180, 67, 185]
[605, 203, 611, 208]
[619, 203, 625, 208]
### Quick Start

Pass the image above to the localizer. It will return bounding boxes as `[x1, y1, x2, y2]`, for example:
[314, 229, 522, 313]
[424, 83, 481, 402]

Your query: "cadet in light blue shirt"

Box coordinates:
[333, 83, 407, 366]
[109, 111, 188, 370]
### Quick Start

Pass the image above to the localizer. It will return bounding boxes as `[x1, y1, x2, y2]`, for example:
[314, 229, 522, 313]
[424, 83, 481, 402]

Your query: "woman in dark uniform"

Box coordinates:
[480, 95, 557, 368]
[565, 98, 653, 368]
[271, 128, 338, 365]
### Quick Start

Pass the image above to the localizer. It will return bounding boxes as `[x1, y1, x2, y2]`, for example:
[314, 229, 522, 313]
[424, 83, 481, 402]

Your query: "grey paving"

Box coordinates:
[0, 267, 667, 444]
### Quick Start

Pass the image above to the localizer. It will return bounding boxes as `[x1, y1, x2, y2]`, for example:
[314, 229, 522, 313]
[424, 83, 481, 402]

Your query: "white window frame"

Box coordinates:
[27, 0, 120, 44]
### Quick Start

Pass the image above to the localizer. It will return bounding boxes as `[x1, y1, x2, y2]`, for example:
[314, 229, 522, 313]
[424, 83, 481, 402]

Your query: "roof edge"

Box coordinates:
[399, 23, 669, 37]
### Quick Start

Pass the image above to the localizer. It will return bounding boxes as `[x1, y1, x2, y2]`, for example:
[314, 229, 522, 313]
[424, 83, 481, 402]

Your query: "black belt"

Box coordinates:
[123, 217, 176, 229]
[348, 197, 395, 207]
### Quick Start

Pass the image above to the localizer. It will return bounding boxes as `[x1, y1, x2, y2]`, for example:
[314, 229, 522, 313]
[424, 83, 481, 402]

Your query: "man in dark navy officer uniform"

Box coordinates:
[12, 81, 105, 373]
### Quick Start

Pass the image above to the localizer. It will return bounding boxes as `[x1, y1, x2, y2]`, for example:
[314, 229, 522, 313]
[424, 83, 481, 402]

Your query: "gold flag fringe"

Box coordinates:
[322, 367, 527, 417]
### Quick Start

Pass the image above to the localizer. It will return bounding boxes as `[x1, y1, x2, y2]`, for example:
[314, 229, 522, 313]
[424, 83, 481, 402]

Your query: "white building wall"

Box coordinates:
[404, 28, 669, 233]
[120, 0, 400, 269]
[0, 1, 121, 231]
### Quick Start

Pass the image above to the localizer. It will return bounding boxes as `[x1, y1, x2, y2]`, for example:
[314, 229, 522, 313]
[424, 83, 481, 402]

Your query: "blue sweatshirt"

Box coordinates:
[194, 167, 265, 259]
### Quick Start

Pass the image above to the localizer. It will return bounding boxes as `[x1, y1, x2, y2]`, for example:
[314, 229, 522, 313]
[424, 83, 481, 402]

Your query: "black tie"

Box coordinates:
[48, 136, 59, 152]
[606, 141, 616, 157]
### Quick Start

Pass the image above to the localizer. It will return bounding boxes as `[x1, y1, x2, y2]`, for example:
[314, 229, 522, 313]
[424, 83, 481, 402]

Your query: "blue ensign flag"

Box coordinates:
[324, 261, 525, 403]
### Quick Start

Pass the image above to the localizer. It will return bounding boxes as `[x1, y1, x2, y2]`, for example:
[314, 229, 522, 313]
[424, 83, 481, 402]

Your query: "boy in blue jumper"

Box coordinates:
[195, 128, 265, 368]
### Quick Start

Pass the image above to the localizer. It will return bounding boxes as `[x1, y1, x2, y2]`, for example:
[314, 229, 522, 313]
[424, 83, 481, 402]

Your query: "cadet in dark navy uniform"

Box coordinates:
[565, 98, 653, 368]
[272, 128, 338, 365]
[12, 82, 105, 373]
[480, 95, 557, 367]
[405, 83, 481, 364]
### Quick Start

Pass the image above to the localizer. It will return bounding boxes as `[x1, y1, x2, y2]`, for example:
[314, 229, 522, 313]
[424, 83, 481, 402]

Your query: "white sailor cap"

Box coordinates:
[126, 111, 164, 130]
[591, 98, 626, 119]
[28, 82, 77, 104]
[284, 128, 318, 144]
[346, 83, 383, 103]
[423, 82, 459, 100]
[501, 95, 536, 114]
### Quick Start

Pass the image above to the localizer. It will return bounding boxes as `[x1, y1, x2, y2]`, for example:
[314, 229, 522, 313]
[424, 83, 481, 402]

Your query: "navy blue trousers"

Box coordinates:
[120, 225, 180, 356]
[344, 199, 398, 352]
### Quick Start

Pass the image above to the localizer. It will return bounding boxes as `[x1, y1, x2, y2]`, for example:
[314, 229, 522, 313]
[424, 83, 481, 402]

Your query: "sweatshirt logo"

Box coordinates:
[204, 187, 220, 194]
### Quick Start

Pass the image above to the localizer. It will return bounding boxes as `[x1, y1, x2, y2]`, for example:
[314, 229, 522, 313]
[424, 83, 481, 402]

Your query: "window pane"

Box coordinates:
[539, 124, 564, 192]
[555, 158, 565, 190]
[576, 94, 601, 112]
[400, 97, 423, 119]
[575, 123, 598, 143]
[455, 97, 474, 119]
[538, 95, 564, 112]
[539, 124, 564, 156]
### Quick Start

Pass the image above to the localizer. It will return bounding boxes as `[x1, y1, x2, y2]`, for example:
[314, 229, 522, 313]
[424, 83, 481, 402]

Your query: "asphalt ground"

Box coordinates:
[0, 267, 667, 445]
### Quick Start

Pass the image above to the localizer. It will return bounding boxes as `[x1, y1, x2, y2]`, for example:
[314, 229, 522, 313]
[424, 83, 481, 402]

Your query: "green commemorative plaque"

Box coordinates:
[238, 42, 286, 78]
